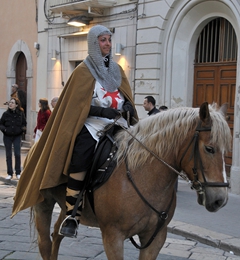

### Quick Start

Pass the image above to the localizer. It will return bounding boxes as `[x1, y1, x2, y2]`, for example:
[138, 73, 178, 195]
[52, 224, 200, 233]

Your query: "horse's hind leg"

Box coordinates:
[33, 199, 55, 260]
[51, 209, 65, 260]
[50, 189, 66, 260]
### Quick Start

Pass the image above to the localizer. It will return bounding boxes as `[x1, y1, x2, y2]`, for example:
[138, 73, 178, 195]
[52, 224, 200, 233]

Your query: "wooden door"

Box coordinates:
[16, 52, 27, 93]
[193, 64, 236, 174]
[16, 52, 27, 119]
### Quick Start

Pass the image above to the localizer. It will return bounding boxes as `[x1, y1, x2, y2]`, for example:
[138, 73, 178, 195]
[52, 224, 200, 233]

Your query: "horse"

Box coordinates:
[31, 102, 231, 260]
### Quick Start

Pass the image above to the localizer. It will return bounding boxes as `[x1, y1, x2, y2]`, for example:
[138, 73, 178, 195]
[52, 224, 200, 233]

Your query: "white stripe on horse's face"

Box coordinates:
[222, 152, 227, 183]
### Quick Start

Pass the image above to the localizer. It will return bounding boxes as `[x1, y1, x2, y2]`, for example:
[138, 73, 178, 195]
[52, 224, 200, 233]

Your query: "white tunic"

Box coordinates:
[84, 81, 129, 142]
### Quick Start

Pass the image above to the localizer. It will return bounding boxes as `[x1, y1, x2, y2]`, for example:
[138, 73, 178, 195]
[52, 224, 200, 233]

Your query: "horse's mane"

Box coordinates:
[115, 104, 232, 169]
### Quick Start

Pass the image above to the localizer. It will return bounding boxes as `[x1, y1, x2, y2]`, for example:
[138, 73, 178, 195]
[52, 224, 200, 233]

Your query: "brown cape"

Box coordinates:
[12, 63, 138, 217]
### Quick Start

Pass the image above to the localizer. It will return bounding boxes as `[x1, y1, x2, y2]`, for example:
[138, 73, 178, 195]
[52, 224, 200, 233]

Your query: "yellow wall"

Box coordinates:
[0, 0, 38, 109]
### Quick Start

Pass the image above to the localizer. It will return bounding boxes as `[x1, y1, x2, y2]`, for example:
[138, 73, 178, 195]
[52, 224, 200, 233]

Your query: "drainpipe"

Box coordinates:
[133, 0, 146, 103]
[133, 1, 139, 101]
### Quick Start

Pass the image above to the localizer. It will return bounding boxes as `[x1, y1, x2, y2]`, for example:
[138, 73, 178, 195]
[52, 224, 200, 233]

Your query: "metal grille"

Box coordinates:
[195, 18, 238, 64]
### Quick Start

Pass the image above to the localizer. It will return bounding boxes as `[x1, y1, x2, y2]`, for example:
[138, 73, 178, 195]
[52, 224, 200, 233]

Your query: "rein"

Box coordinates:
[125, 158, 175, 249]
[117, 122, 190, 183]
[116, 118, 229, 191]
[95, 115, 228, 249]
[117, 119, 228, 249]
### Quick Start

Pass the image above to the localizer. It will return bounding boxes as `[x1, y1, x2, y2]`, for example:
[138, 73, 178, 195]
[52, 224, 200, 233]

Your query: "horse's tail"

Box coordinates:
[29, 207, 38, 245]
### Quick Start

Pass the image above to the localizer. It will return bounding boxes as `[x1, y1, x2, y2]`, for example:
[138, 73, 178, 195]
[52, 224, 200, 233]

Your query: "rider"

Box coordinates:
[58, 25, 138, 237]
[12, 25, 138, 234]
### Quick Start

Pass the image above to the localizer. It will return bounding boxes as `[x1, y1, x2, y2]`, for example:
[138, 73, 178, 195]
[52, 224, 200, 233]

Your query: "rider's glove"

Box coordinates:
[122, 101, 134, 117]
[89, 106, 120, 119]
[101, 107, 120, 119]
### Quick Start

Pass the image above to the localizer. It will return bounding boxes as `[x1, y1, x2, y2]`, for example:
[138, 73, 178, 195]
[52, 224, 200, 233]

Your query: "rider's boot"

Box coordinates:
[59, 171, 86, 238]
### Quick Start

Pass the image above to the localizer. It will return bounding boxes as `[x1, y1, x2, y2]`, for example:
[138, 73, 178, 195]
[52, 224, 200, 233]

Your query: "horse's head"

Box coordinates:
[180, 102, 231, 212]
[115, 102, 231, 212]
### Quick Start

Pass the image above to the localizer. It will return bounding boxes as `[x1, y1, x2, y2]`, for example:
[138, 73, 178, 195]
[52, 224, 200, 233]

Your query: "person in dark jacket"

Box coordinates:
[0, 97, 27, 180]
[143, 96, 160, 116]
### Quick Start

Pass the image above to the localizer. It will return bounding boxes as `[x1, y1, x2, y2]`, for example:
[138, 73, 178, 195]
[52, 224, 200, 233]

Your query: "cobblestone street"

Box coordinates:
[0, 180, 239, 260]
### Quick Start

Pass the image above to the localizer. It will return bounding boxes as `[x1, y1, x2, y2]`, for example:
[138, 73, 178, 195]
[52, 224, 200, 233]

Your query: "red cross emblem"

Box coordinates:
[102, 88, 121, 109]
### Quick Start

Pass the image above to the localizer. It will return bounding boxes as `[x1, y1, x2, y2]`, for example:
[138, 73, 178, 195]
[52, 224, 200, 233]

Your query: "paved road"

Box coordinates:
[173, 181, 240, 237]
[0, 182, 239, 259]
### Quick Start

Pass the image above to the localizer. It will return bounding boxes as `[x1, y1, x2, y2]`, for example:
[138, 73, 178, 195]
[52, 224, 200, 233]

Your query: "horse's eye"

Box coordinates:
[205, 146, 215, 154]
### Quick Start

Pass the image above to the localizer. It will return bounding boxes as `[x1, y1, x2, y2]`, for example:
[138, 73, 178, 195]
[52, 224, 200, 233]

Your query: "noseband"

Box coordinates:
[180, 122, 229, 191]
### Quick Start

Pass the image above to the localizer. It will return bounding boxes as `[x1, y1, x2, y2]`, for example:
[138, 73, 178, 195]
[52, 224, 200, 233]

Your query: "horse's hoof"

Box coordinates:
[59, 217, 78, 238]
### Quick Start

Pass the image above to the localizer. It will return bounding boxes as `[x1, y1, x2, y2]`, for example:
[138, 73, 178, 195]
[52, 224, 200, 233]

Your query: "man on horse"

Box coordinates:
[59, 25, 139, 237]
[12, 25, 138, 239]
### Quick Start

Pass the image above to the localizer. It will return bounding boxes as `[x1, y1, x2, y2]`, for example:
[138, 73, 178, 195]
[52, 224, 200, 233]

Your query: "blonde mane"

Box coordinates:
[115, 104, 232, 170]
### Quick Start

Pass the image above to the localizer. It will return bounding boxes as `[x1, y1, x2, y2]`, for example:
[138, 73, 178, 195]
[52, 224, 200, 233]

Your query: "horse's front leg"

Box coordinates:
[138, 226, 168, 260]
[101, 227, 124, 260]
[33, 200, 55, 260]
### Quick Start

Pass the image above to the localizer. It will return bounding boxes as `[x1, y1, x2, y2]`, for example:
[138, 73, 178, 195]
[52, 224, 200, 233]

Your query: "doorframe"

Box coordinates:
[161, 0, 240, 194]
[7, 39, 33, 139]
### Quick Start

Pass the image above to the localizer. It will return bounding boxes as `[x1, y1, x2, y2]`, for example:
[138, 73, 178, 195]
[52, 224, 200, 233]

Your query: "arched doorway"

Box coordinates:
[193, 18, 237, 174]
[7, 39, 33, 142]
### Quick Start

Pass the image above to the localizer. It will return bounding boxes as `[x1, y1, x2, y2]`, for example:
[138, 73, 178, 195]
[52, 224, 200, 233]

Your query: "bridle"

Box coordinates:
[120, 119, 229, 249]
[179, 121, 229, 192]
[114, 117, 229, 192]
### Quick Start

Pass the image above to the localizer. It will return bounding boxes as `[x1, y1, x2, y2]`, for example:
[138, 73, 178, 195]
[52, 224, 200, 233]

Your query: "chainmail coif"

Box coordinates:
[83, 25, 122, 92]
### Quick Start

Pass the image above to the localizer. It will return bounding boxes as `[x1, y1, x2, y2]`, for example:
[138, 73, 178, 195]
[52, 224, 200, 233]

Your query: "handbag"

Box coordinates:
[34, 129, 42, 143]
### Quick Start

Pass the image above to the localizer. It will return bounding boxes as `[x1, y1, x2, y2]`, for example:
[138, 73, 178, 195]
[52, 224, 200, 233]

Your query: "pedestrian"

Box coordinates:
[0, 97, 27, 180]
[33, 98, 51, 142]
[10, 84, 27, 117]
[4, 84, 27, 140]
[143, 96, 160, 116]
[51, 96, 59, 109]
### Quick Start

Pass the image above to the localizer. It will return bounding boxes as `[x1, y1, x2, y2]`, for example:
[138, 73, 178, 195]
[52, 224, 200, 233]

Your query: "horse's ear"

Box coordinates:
[199, 102, 211, 124]
[219, 103, 228, 118]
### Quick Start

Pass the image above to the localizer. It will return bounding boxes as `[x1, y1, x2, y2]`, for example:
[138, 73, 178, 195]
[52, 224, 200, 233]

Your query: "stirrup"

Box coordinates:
[58, 215, 78, 238]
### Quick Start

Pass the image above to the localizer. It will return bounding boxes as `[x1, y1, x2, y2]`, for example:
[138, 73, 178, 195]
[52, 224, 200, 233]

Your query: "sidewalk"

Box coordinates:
[170, 181, 240, 256]
[0, 146, 239, 257]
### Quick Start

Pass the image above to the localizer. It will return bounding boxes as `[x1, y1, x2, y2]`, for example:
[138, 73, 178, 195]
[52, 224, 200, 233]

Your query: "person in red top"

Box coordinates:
[33, 98, 51, 142]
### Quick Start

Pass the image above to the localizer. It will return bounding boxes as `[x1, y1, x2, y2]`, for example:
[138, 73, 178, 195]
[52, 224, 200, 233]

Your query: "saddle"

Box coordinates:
[85, 125, 121, 213]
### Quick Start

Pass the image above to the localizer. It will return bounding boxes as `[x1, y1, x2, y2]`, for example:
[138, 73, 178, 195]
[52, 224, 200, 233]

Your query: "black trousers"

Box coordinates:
[68, 125, 97, 174]
[3, 135, 22, 176]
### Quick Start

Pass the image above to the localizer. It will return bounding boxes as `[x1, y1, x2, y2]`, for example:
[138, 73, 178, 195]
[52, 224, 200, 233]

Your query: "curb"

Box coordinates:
[0, 176, 18, 186]
[167, 221, 240, 256]
[1, 177, 240, 257]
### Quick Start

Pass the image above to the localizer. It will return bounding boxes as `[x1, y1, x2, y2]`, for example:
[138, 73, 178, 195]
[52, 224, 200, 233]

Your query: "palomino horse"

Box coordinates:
[32, 102, 231, 260]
